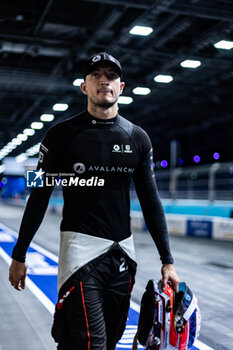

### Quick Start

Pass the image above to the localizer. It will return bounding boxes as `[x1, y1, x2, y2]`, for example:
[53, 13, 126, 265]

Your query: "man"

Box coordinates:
[9, 52, 179, 349]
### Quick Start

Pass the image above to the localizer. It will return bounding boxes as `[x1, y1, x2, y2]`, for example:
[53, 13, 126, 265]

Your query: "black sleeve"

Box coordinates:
[132, 128, 174, 265]
[12, 127, 59, 262]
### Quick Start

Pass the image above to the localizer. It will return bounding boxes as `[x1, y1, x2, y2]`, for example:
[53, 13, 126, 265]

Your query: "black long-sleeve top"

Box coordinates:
[12, 111, 174, 265]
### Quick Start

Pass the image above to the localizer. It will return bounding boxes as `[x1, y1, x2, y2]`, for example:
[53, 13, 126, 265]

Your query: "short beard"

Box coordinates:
[95, 100, 116, 108]
[90, 96, 118, 109]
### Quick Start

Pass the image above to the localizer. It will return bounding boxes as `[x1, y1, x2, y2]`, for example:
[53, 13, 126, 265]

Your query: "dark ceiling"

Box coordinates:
[0, 0, 233, 167]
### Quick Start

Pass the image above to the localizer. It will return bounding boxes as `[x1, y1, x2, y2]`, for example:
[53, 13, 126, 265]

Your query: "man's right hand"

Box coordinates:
[9, 259, 27, 291]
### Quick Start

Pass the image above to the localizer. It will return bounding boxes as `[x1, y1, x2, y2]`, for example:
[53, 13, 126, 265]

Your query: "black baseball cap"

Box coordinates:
[84, 52, 122, 79]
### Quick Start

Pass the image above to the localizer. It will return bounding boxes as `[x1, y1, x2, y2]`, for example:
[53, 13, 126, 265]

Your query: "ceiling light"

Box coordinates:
[214, 40, 233, 50]
[118, 96, 133, 104]
[193, 155, 200, 163]
[15, 153, 28, 163]
[7, 141, 16, 147]
[11, 138, 22, 145]
[17, 133, 28, 141]
[3, 145, 14, 151]
[31, 122, 44, 130]
[154, 75, 173, 83]
[133, 87, 151, 95]
[26, 149, 36, 156]
[213, 152, 220, 160]
[180, 60, 201, 68]
[26, 149, 35, 156]
[161, 160, 168, 168]
[26, 143, 40, 156]
[23, 128, 35, 136]
[6, 143, 16, 150]
[73, 79, 84, 86]
[40, 114, 54, 122]
[0, 150, 9, 156]
[53, 103, 69, 111]
[129, 25, 153, 36]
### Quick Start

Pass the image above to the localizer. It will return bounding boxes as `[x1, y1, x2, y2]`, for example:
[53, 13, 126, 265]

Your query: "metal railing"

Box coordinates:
[154, 162, 233, 201]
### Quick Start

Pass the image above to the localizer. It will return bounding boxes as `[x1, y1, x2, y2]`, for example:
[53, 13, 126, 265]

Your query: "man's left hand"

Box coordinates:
[161, 264, 180, 292]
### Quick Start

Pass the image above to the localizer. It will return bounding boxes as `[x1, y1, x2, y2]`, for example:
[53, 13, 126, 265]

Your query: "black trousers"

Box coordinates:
[52, 244, 136, 350]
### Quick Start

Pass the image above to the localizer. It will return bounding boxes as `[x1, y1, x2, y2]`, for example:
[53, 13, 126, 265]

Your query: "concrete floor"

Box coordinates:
[0, 201, 233, 349]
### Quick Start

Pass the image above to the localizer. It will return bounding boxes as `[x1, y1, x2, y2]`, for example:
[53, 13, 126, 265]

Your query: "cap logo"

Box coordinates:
[92, 55, 101, 63]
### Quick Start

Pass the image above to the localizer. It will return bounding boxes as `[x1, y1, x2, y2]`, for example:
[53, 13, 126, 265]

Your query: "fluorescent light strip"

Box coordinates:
[4, 145, 15, 151]
[11, 138, 22, 145]
[118, 96, 133, 104]
[180, 60, 201, 68]
[73, 79, 83, 86]
[129, 25, 153, 36]
[133, 87, 151, 95]
[23, 128, 35, 136]
[0, 151, 8, 156]
[154, 75, 173, 83]
[15, 153, 28, 163]
[214, 40, 233, 50]
[31, 122, 44, 130]
[17, 133, 28, 141]
[26, 143, 41, 156]
[53, 103, 69, 111]
[40, 114, 54, 122]
[0, 125, 37, 161]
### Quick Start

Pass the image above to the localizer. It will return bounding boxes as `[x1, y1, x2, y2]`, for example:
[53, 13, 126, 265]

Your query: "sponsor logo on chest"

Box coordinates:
[112, 144, 133, 154]
[73, 162, 134, 174]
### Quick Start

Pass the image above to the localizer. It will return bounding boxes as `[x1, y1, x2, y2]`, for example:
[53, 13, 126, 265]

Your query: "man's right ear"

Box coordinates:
[80, 82, 88, 95]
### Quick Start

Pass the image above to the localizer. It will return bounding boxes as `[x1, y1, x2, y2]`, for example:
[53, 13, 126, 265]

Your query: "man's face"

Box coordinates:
[81, 65, 125, 108]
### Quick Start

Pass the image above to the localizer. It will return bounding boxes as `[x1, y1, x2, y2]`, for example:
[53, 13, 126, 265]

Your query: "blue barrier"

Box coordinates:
[131, 200, 233, 218]
[187, 220, 212, 238]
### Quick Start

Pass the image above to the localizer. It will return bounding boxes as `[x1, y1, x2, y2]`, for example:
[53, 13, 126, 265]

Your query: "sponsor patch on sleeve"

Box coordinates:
[38, 151, 44, 163]
[41, 144, 48, 153]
